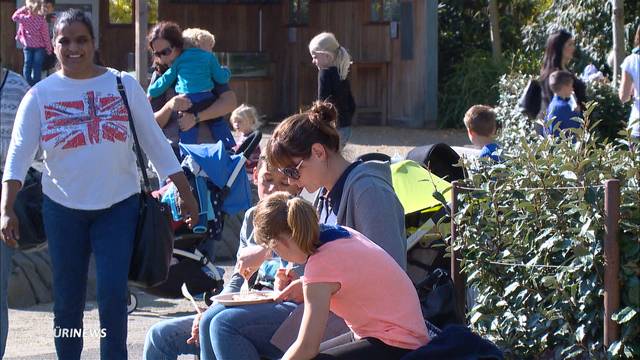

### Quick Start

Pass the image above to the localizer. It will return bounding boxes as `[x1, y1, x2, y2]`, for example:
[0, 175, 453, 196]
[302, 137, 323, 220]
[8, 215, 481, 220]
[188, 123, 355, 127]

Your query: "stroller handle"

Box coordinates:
[234, 130, 262, 157]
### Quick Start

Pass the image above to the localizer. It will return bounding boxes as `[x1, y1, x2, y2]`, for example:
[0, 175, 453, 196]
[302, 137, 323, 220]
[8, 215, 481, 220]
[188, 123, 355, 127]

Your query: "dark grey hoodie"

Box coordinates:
[314, 160, 406, 269]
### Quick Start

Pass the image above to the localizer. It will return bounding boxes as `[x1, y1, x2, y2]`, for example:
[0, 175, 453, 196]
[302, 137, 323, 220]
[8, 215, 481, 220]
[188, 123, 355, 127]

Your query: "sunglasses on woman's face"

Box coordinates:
[153, 47, 172, 58]
[278, 159, 304, 180]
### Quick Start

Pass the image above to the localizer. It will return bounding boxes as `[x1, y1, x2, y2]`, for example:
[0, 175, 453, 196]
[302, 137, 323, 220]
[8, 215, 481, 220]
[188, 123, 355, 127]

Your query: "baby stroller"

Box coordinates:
[127, 132, 261, 313]
[390, 159, 463, 328]
[406, 143, 465, 182]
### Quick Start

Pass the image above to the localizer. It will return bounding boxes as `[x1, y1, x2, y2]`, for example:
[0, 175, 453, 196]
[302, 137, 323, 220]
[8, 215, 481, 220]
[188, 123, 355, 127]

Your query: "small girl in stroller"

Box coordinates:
[230, 104, 262, 176]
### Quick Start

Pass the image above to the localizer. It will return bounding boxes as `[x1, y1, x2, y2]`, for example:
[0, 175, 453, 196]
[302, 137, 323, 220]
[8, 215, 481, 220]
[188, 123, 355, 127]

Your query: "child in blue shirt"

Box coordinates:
[544, 70, 582, 137]
[148, 28, 231, 145]
[464, 105, 501, 162]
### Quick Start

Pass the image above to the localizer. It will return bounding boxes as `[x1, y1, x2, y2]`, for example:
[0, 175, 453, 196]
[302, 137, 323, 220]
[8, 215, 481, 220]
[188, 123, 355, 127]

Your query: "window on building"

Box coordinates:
[109, 0, 158, 25]
[370, 0, 400, 22]
[289, 0, 309, 25]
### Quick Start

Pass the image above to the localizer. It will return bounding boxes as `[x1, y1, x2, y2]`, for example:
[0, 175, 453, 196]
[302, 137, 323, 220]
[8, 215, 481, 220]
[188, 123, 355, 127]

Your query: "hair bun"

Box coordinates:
[308, 101, 338, 128]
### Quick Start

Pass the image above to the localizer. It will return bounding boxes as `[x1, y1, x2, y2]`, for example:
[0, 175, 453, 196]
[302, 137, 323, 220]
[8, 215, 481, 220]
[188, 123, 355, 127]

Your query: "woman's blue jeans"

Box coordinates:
[143, 301, 297, 360]
[143, 315, 198, 360]
[200, 301, 298, 360]
[0, 241, 14, 359]
[43, 194, 139, 360]
[22, 47, 45, 86]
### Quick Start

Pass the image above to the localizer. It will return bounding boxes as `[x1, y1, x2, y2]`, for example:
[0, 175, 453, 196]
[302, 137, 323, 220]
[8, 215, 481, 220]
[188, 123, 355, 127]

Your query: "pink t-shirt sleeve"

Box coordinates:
[303, 254, 344, 286]
[301, 233, 429, 350]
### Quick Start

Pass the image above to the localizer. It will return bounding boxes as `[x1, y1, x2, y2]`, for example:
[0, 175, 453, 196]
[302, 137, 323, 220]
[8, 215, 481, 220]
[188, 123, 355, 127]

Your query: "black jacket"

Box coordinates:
[318, 66, 356, 128]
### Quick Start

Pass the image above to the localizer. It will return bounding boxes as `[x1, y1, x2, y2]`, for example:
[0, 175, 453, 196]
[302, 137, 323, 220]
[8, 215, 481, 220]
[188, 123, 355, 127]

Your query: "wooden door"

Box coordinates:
[350, 62, 388, 126]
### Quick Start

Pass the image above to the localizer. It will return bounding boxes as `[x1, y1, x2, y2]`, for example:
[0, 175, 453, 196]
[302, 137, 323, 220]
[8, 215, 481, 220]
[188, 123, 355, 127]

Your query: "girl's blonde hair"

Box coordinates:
[231, 104, 260, 130]
[253, 192, 320, 256]
[308, 32, 352, 80]
[26, 0, 42, 13]
[182, 28, 216, 51]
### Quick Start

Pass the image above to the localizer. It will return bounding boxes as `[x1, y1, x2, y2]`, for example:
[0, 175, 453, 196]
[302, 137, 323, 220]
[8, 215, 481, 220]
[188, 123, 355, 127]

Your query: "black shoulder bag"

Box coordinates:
[518, 78, 542, 119]
[116, 74, 174, 288]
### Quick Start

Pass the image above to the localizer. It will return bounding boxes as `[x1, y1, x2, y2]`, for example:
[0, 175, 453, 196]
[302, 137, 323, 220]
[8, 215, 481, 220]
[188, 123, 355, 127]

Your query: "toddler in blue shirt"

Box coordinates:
[148, 28, 231, 145]
[544, 70, 582, 138]
[464, 105, 501, 162]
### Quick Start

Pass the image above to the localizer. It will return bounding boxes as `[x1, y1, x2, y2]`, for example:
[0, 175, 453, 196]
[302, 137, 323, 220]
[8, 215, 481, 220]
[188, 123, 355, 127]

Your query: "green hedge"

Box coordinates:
[453, 99, 639, 358]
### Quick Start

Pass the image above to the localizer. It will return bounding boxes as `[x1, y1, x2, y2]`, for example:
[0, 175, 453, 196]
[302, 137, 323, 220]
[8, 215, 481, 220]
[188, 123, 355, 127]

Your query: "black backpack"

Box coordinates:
[409, 236, 464, 329]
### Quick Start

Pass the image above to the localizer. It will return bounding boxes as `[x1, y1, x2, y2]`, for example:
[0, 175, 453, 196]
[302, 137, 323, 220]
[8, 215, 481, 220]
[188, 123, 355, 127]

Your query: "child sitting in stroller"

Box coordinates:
[142, 154, 302, 359]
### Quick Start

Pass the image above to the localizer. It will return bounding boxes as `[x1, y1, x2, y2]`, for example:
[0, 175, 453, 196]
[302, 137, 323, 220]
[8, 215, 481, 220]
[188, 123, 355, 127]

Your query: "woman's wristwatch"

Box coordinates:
[194, 112, 200, 124]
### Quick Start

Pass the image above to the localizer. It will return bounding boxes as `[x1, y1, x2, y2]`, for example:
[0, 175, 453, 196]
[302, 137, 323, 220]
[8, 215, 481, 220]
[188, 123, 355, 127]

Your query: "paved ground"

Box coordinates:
[3, 126, 469, 359]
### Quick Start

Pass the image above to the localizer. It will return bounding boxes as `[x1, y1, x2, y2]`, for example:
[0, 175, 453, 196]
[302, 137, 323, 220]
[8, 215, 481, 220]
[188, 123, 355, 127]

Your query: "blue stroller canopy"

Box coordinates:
[179, 141, 252, 215]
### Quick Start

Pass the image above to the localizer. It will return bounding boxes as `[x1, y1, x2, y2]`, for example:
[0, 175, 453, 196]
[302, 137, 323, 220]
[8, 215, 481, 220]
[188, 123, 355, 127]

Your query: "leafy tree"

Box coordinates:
[437, 0, 547, 128]
[521, 0, 640, 73]
[109, 0, 158, 25]
[109, 0, 132, 24]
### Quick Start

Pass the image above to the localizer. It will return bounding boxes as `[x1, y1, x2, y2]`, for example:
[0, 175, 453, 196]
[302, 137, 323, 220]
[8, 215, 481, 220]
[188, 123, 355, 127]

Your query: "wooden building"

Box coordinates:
[1, 0, 438, 127]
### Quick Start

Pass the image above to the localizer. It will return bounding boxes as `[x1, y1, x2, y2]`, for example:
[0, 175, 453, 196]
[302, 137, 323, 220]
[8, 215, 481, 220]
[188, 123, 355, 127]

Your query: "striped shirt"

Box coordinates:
[1, 69, 30, 170]
[12, 6, 52, 54]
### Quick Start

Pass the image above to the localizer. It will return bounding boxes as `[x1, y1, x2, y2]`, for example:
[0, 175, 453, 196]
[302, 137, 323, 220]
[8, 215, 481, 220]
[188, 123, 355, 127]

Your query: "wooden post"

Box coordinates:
[611, 0, 625, 86]
[135, 0, 149, 87]
[488, 0, 502, 62]
[604, 179, 621, 346]
[424, 0, 438, 128]
[1, 1, 20, 71]
[450, 181, 466, 321]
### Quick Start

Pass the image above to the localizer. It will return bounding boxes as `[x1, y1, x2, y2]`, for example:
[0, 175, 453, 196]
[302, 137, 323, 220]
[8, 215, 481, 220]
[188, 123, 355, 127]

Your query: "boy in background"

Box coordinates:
[463, 105, 501, 161]
[544, 70, 582, 137]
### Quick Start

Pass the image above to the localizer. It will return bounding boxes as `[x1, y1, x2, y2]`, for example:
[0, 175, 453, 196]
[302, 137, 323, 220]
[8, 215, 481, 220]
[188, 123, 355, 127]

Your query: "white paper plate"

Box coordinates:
[211, 290, 276, 306]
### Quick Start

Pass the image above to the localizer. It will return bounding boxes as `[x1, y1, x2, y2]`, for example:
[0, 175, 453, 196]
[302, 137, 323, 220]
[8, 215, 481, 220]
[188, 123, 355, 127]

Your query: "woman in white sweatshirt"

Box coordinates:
[0, 9, 198, 360]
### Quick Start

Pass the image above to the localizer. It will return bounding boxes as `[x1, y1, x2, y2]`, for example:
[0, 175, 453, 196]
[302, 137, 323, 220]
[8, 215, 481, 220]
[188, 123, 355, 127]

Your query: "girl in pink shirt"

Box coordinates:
[253, 192, 429, 360]
[12, 0, 53, 85]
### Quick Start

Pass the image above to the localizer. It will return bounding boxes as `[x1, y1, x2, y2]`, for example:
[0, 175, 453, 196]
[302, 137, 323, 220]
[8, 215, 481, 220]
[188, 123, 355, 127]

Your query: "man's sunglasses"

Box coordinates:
[153, 47, 173, 58]
[278, 159, 304, 180]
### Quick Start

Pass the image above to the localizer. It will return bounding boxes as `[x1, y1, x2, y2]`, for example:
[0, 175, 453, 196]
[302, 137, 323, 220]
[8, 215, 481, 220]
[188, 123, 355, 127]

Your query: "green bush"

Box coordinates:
[453, 108, 640, 358]
[438, 51, 506, 128]
[493, 73, 536, 148]
[587, 82, 632, 142]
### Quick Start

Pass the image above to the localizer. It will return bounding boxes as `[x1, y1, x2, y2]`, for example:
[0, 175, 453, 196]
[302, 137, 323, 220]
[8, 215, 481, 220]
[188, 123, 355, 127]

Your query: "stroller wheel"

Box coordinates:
[127, 291, 138, 314]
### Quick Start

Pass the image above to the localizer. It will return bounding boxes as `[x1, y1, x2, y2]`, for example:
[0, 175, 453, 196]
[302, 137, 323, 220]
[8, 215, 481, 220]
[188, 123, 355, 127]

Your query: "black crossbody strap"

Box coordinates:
[0, 69, 9, 93]
[116, 73, 151, 192]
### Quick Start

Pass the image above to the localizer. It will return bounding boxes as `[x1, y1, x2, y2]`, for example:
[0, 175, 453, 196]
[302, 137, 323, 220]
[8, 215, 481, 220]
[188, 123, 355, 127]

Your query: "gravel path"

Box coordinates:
[3, 126, 469, 359]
